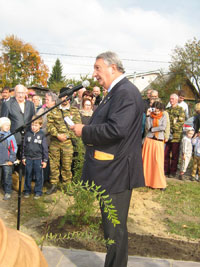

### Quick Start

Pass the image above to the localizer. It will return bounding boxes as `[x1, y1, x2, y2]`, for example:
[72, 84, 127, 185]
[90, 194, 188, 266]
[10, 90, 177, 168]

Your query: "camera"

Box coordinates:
[149, 108, 156, 112]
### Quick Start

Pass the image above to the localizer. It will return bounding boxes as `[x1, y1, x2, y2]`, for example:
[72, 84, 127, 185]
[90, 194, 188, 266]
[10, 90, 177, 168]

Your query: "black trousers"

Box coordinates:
[100, 189, 132, 267]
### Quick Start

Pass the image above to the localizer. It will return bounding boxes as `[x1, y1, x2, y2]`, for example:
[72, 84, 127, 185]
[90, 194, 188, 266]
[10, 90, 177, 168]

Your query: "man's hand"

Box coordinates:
[42, 162, 47, 168]
[70, 124, 84, 137]
[57, 133, 67, 142]
[6, 161, 13, 166]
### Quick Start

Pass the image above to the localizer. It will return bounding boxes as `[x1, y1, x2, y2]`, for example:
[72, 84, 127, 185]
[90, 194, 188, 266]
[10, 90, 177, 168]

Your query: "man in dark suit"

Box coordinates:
[71, 51, 145, 267]
[0, 87, 11, 114]
[1, 84, 35, 157]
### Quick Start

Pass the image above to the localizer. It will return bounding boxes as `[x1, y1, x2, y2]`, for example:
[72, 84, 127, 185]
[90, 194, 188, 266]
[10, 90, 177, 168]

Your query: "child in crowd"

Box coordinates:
[22, 116, 48, 199]
[0, 117, 17, 200]
[179, 128, 195, 180]
[191, 129, 200, 182]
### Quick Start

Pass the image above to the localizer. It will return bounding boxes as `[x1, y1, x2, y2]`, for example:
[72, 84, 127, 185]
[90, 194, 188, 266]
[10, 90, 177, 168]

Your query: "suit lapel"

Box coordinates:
[13, 98, 23, 115]
[90, 77, 128, 124]
[90, 92, 113, 123]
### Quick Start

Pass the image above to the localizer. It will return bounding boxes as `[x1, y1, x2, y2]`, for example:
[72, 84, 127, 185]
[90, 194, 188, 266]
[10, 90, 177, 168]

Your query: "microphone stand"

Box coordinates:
[0, 96, 71, 230]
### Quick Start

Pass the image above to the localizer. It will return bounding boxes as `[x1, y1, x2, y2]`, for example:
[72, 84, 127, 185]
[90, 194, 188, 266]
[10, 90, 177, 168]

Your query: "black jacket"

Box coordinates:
[22, 129, 48, 161]
[1, 97, 35, 145]
[81, 77, 145, 194]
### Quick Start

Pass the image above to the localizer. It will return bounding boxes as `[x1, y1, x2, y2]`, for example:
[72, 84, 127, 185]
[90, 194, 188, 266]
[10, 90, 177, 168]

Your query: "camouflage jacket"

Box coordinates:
[47, 105, 81, 140]
[166, 105, 185, 142]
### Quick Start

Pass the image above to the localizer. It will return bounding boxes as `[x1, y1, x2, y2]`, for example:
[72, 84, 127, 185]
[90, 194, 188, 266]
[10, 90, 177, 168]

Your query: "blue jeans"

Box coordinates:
[24, 159, 43, 195]
[1, 165, 13, 194]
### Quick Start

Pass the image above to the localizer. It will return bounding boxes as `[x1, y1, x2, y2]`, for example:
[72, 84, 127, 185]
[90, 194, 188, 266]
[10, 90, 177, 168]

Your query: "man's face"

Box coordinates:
[170, 96, 178, 106]
[147, 90, 152, 99]
[45, 95, 55, 108]
[93, 87, 100, 97]
[2, 89, 10, 100]
[93, 59, 114, 90]
[15, 86, 26, 103]
[178, 96, 184, 103]
[32, 96, 40, 107]
[61, 96, 70, 106]
[150, 92, 158, 100]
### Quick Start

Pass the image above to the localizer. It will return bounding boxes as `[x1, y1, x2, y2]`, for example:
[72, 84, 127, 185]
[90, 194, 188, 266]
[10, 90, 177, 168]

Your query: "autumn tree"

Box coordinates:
[0, 35, 49, 88]
[170, 37, 200, 94]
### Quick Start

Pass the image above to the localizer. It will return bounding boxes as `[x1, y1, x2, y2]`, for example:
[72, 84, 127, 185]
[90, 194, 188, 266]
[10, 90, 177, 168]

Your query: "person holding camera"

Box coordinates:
[142, 101, 167, 190]
[144, 91, 170, 142]
[164, 94, 185, 178]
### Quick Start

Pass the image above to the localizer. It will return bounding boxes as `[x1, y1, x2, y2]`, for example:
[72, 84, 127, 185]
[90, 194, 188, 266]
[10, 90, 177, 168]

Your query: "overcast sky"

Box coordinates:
[0, 0, 200, 80]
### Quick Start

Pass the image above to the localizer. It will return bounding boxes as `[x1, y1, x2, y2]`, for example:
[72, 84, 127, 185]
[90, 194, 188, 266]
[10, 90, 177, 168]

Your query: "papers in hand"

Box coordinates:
[64, 116, 74, 126]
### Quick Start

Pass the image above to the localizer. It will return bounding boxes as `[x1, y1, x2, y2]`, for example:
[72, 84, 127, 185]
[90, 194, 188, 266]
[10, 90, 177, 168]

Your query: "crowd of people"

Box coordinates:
[0, 84, 198, 200]
[142, 88, 200, 191]
[0, 78, 199, 201]
[0, 84, 103, 200]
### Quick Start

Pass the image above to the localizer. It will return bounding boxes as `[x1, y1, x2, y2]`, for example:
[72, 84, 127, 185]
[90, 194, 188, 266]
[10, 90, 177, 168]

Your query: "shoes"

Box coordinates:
[190, 176, 195, 181]
[160, 188, 166, 191]
[24, 193, 30, 198]
[3, 193, 11, 200]
[34, 194, 41, 200]
[46, 184, 57, 195]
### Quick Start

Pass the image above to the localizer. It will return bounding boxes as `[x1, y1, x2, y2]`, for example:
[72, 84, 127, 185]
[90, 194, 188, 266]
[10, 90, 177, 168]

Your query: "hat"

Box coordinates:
[28, 91, 35, 96]
[0, 117, 11, 128]
[60, 87, 70, 94]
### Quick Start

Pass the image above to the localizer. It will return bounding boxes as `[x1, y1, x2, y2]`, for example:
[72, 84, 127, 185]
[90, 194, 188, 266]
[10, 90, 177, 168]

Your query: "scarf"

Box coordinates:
[150, 112, 163, 139]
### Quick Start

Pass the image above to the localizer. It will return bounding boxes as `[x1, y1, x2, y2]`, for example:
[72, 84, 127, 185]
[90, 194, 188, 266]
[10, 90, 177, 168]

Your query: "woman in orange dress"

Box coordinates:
[142, 101, 167, 190]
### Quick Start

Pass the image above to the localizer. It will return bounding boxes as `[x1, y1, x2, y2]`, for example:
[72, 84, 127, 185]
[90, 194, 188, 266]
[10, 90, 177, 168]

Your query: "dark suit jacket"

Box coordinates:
[81, 77, 145, 194]
[1, 97, 35, 145]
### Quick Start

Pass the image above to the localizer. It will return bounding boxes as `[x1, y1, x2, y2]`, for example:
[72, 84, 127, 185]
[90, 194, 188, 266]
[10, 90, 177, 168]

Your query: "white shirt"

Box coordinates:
[178, 101, 189, 119]
[107, 74, 126, 93]
[18, 102, 25, 113]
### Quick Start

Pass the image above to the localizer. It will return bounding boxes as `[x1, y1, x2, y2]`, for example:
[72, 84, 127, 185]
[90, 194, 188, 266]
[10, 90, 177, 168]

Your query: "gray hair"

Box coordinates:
[170, 93, 178, 100]
[150, 90, 159, 97]
[46, 91, 58, 102]
[96, 51, 125, 73]
[14, 84, 27, 93]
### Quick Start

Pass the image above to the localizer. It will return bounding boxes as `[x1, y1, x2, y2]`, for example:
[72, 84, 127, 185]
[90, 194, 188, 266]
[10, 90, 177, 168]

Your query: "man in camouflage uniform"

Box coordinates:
[164, 94, 185, 177]
[46, 88, 81, 194]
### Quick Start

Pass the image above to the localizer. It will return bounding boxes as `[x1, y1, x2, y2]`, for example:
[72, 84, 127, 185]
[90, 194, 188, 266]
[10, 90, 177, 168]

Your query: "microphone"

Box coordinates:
[58, 80, 90, 98]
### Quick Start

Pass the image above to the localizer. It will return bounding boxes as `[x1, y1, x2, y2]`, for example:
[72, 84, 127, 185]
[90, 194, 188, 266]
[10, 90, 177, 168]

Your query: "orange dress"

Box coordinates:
[142, 137, 166, 189]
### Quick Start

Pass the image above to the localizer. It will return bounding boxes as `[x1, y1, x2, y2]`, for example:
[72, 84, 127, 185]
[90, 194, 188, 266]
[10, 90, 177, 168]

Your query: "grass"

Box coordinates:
[152, 180, 200, 239]
[20, 195, 49, 224]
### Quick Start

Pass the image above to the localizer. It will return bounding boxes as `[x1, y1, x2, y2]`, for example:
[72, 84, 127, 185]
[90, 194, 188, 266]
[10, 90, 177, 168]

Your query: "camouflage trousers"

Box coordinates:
[49, 138, 73, 184]
[191, 155, 200, 177]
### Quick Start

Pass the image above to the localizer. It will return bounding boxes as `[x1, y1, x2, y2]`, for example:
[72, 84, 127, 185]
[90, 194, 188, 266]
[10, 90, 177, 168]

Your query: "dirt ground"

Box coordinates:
[0, 178, 200, 262]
